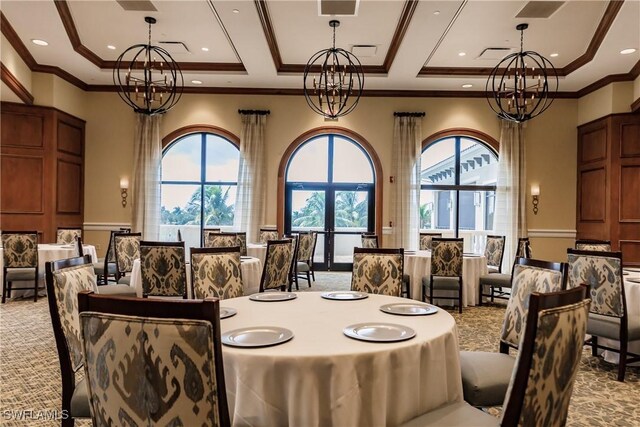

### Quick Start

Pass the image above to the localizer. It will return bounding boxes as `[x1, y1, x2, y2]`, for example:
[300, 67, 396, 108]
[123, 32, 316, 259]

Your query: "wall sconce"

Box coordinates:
[531, 184, 540, 215]
[120, 177, 129, 207]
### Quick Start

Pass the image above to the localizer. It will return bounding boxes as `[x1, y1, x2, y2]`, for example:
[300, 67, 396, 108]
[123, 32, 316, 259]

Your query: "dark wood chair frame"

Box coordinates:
[568, 248, 639, 381]
[113, 232, 142, 282]
[77, 291, 231, 427]
[284, 235, 299, 291]
[499, 257, 569, 354]
[575, 239, 612, 249]
[419, 232, 443, 250]
[352, 247, 405, 297]
[1, 230, 40, 303]
[424, 238, 464, 313]
[45, 255, 93, 427]
[189, 246, 242, 299]
[98, 229, 130, 285]
[296, 231, 316, 287]
[259, 239, 294, 292]
[480, 237, 532, 304]
[140, 240, 187, 299]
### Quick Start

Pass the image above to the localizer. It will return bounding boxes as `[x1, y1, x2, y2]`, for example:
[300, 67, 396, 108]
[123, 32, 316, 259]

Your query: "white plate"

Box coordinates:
[343, 322, 416, 343]
[249, 292, 297, 302]
[222, 326, 293, 348]
[220, 307, 237, 319]
[380, 303, 438, 316]
[321, 291, 369, 301]
[240, 256, 253, 261]
[463, 253, 480, 257]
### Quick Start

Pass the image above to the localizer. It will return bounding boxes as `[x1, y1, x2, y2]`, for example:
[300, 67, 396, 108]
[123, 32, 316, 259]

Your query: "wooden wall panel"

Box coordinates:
[0, 154, 44, 213]
[620, 123, 640, 158]
[56, 159, 82, 214]
[579, 168, 606, 221]
[620, 165, 640, 222]
[57, 120, 83, 156]
[0, 111, 44, 148]
[619, 240, 640, 266]
[580, 127, 607, 163]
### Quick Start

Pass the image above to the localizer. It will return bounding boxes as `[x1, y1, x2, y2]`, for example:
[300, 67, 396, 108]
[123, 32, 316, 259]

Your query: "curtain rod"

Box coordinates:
[394, 112, 425, 117]
[238, 109, 270, 115]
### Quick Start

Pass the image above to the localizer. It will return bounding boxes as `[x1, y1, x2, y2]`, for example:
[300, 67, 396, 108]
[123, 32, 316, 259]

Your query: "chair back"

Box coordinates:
[575, 239, 612, 252]
[361, 233, 379, 249]
[419, 232, 442, 251]
[140, 241, 187, 298]
[501, 286, 590, 427]
[260, 239, 294, 292]
[191, 247, 244, 299]
[285, 234, 299, 284]
[236, 232, 247, 256]
[56, 228, 82, 245]
[114, 232, 141, 275]
[1, 231, 38, 268]
[77, 292, 230, 427]
[567, 249, 625, 318]
[76, 237, 85, 257]
[297, 232, 315, 262]
[484, 235, 505, 272]
[430, 238, 464, 278]
[203, 228, 222, 247]
[259, 228, 279, 244]
[500, 258, 568, 350]
[516, 237, 532, 258]
[106, 229, 130, 263]
[351, 248, 404, 296]
[207, 232, 240, 249]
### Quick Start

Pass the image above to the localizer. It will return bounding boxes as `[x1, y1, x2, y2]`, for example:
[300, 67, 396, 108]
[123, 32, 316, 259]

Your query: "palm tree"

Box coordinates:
[183, 185, 235, 226]
[292, 192, 325, 227]
[335, 191, 368, 227]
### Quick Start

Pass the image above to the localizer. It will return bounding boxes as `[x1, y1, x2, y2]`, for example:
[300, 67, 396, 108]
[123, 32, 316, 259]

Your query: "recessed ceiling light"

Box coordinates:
[232, 9, 240, 14]
[550, 53, 559, 57]
[107, 45, 116, 50]
[620, 48, 637, 55]
[462, 84, 473, 88]
[458, 52, 466, 57]
[31, 39, 48, 46]
[433, 10, 440, 15]
[191, 80, 203, 85]
[201, 47, 209, 52]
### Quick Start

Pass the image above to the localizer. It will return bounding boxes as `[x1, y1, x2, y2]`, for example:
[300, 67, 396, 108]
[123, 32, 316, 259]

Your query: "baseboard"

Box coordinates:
[83, 222, 132, 231]
[527, 229, 576, 239]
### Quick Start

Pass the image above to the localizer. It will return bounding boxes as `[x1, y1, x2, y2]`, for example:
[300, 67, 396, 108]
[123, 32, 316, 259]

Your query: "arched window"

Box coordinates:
[420, 135, 498, 252]
[160, 130, 240, 251]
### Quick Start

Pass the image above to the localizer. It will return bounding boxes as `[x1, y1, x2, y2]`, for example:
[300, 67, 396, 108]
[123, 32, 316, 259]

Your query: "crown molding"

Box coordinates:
[1, 62, 34, 104]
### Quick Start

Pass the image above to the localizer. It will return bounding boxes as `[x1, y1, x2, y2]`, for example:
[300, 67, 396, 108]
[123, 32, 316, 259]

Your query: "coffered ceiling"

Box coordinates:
[1, 0, 639, 96]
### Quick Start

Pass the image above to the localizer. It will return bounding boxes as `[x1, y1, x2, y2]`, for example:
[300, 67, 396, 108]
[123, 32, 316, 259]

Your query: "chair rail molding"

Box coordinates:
[527, 229, 577, 239]
[83, 222, 132, 231]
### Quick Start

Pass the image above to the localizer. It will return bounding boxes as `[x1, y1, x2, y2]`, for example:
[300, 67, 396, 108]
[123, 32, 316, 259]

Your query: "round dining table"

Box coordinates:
[219, 292, 463, 427]
[246, 243, 267, 266]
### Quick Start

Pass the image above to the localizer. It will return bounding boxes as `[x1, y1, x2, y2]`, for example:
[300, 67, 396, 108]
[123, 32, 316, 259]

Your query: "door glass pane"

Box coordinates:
[287, 137, 329, 183]
[421, 138, 455, 185]
[459, 137, 498, 186]
[203, 185, 236, 226]
[313, 233, 325, 263]
[205, 135, 240, 182]
[333, 137, 374, 183]
[160, 184, 201, 256]
[333, 233, 360, 264]
[459, 190, 493, 253]
[291, 190, 325, 229]
[162, 134, 201, 181]
[425, 189, 455, 237]
[334, 191, 369, 229]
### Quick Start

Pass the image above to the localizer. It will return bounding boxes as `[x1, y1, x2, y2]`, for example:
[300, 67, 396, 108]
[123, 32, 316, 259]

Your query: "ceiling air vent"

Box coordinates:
[516, 1, 565, 18]
[116, 0, 157, 12]
[476, 47, 515, 60]
[158, 41, 191, 55]
[319, 0, 359, 16]
[351, 45, 377, 57]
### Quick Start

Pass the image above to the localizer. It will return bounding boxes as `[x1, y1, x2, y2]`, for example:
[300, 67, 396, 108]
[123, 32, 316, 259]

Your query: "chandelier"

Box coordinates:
[486, 23, 558, 123]
[303, 20, 364, 119]
[113, 17, 183, 115]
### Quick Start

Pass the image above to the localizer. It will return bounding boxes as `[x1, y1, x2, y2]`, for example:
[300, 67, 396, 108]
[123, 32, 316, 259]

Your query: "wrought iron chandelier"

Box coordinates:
[113, 17, 183, 115]
[486, 23, 558, 123]
[303, 20, 364, 119]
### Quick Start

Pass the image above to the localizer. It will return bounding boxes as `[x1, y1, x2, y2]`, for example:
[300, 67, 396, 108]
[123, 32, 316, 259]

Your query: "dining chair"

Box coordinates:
[401, 285, 590, 427]
[259, 239, 294, 292]
[1, 230, 39, 303]
[351, 247, 404, 296]
[361, 233, 379, 249]
[296, 231, 315, 287]
[575, 239, 612, 251]
[567, 248, 639, 381]
[284, 234, 300, 291]
[422, 238, 464, 313]
[191, 246, 244, 299]
[203, 228, 222, 247]
[259, 228, 279, 244]
[236, 231, 248, 256]
[478, 237, 531, 305]
[140, 241, 187, 298]
[77, 292, 231, 427]
[460, 258, 568, 408]
[419, 232, 442, 251]
[93, 229, 128, 285]
[113, 232, 141, 285]
[484, 235, 505, 274]
[56, 227, 82, 245]
[207, 232, 240, 249]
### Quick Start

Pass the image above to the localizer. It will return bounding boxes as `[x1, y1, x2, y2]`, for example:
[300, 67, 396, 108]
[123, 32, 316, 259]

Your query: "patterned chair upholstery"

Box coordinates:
[191, 247, 244, 300]
[285, 234, 300, 291]
[93, 229, 127, 285]
[77, 292, 231, 427]
[403, 286, 590, 427]
[351, 248, 404, 297]
[203, 228, 222, 248]
[422, 238, 464, 313]
[419, 233, 442, 251]
[361, 234, 379, 249]
[259, 228, 279, 244]
[484, 235, 505, 274]
[45, 256, 97, 424]
[575, 239, 612, 252]
[56, 228, 82, 245]
[461, 257, 568, 407]
[1, 231, 39, 303]
[236, 232, 247, 256]
[296, 232, 316, 287]
[478, 237, 532, 305]
[140, 241, 187, 298]
[567, 249, 638, 381]
[208, 233, 240, 250]
[114, 233, 141, 285]
[259, 239, 294, 292]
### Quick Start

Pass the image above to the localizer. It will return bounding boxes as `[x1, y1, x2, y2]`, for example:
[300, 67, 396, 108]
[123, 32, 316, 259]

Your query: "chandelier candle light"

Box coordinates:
[486, 23, 558, 123]
[113, 17, 183, 115]
[303, 20, 364, 119]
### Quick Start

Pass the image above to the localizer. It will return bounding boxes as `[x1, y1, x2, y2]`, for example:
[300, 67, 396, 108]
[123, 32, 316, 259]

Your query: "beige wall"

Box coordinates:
[1, 33, 32, 95]
[577, 81, 634, 125]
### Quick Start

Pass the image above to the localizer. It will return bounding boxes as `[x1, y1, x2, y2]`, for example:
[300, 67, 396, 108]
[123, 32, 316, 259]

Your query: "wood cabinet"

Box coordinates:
[1, 102, 85, 243]
[577, 112, 640, 265]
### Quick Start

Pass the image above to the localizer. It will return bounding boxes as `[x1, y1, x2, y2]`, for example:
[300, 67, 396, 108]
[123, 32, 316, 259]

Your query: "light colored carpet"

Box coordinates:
[0, 272, 637, 426]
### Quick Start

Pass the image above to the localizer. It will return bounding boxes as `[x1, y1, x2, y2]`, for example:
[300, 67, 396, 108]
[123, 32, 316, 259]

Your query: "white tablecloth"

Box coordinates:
[246, 243, 267, 266]
[129, 257, 263, 298]
[405, 251, 488, 305]
[601, 269, 640, 364]
[220, 292, 462, 427]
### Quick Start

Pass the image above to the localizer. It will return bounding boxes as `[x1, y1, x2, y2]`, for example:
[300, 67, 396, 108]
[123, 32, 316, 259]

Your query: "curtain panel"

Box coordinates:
[132, 114, 162, 240]
[390, 116, 422, 250]
[234, 114, 267, 243]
